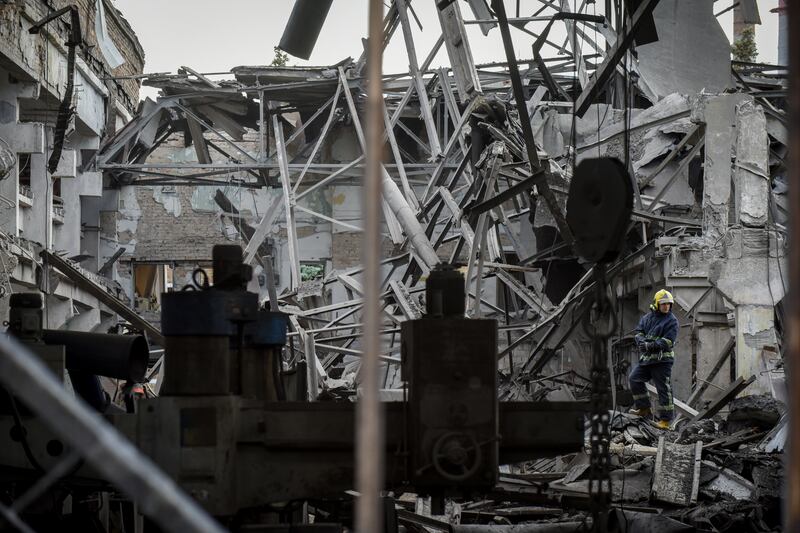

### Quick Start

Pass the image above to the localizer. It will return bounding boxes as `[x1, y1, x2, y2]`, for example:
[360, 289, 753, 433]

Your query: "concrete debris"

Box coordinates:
[758, 414, 787, 453]
[414, 397, 787, 531]
[726, 394, 786, 433]
[651, 437, 702, 506]
[700, 461, 757, 500]
[636, 0, 734, 98]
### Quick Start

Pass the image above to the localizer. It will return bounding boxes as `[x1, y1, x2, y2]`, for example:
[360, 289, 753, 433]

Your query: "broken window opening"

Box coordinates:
[18, 153, 32, 202]
[133, 263, 176, 312]
[52, 178, 64, 221]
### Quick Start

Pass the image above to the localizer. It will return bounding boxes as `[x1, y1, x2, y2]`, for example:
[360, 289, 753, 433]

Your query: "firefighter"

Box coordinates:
[629, 289, 679, 429]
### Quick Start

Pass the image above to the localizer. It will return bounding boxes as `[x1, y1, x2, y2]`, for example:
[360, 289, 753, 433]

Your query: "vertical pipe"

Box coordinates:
[787, 0, 799, 529]
[355, 0, 385, 531]
[777, 0, 789, 67]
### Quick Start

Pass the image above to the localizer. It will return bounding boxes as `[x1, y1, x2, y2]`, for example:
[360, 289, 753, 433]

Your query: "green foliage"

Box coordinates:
[731, 27, 758, 63]
[300, 263, 324, 282]
[271, 46, 290, 67]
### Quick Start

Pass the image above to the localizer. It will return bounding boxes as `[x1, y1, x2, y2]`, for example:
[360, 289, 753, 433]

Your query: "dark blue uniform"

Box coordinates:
[629, 309, 679, 421]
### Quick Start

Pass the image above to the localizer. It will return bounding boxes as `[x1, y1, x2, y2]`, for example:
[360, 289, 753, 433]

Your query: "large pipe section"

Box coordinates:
[777, 0, 789, 67]
[41, 330, 149, 382]
[278, 0, 334, 60]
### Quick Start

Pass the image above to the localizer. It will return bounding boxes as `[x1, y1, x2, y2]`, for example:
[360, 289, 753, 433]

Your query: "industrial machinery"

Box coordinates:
[402, 265, 499, 495]
[0, 245, 586, 530]
[3, 291, 149, 414]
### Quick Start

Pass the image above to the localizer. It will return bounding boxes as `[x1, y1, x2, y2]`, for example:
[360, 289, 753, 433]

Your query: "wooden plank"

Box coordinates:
[645, 382, 699, 419]
[690, 440, 703, 505]
[690, 375, 756, 423]
[651, 436, 703, 506]
[685, 336, 736, 408]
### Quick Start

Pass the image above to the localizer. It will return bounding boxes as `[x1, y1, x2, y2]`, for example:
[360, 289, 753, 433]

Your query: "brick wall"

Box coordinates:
[332, 232, 396, 271]
[13, 0, 145, 112]
[70, 0, 145, 110]
[128, 186, 238, 262]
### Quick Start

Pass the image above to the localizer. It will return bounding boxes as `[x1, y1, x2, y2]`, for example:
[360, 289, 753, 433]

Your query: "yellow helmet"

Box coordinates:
[651, 289, 674, 311]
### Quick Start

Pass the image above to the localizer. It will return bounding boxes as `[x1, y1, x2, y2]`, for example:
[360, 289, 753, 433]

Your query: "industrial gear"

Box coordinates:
[639, 341, 655, 356]
[633, 309, 678, 364]
[630, 298, 678, 423]
[650, 289, 674, 311]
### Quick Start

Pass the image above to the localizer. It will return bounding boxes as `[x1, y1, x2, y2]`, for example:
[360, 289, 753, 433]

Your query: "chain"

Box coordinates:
[586, 264, 614, 532]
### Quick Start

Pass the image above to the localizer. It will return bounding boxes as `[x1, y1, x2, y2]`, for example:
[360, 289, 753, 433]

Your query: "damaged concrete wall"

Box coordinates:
[109, 130, 338, 302]
[0, 0, 143, 113]
[636, 0, 733, 99]
[0, 0, 144, 330]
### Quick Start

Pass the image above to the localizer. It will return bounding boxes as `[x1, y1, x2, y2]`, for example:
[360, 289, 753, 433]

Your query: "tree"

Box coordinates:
[271, 46, 289, 67]
[731, 27, 757, 63]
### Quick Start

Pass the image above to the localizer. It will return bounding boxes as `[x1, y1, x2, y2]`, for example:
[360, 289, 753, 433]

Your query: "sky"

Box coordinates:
[112, 0, 781, 101]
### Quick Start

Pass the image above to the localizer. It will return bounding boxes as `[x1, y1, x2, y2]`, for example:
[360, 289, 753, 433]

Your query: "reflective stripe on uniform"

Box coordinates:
[639, 352, 675, 363]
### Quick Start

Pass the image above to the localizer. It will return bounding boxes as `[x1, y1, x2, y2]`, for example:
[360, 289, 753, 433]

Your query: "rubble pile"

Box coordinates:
[393, 393, 786, 532]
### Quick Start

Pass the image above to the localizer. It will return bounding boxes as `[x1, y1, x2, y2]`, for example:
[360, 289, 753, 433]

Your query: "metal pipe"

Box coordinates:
[278, 0, 334, 60]
[41, 330, 149, 382]
[777, 0, 789, 67]
[355, 0, 385, 531]
[0, 332, 224, 533]
[786, 0, 800, 528]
